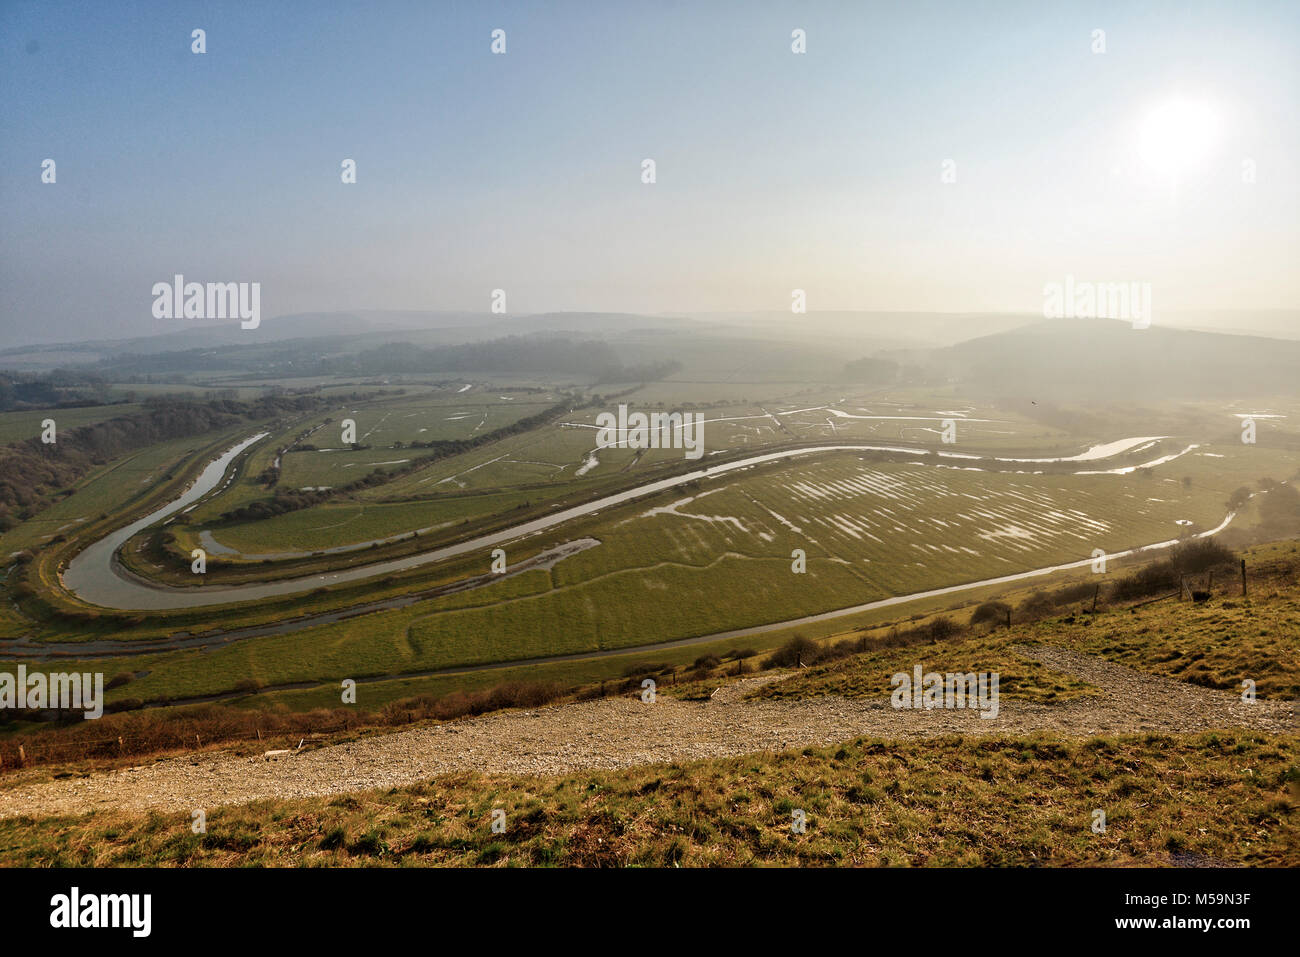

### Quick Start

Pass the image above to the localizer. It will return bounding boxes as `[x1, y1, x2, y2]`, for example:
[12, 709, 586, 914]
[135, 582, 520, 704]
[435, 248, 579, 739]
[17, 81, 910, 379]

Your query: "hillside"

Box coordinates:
[897, 318, 1300, 400]
[2, 550, 1295, 867]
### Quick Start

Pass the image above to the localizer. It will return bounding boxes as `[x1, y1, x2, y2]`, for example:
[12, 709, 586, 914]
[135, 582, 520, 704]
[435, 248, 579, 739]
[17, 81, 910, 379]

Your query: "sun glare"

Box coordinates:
[1137, 97, 1221, 176]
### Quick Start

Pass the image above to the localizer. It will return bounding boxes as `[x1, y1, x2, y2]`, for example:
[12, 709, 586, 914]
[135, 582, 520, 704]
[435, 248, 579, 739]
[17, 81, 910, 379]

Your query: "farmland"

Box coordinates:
[0, 368, 1293, 721]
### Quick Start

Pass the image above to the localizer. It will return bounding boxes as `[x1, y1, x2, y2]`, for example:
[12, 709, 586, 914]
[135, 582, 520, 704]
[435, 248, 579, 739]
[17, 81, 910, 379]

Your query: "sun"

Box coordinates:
[1137, 97, 1221, 176]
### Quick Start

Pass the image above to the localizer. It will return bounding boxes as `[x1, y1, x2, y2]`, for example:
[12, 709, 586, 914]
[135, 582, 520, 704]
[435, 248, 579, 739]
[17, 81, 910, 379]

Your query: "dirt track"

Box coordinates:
[0, 645, 1293, 819]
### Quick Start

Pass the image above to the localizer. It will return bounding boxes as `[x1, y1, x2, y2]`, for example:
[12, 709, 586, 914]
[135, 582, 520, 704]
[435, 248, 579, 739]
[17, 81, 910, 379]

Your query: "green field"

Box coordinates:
[189, 489, 547, 557]
[18, 443, 1292, 712]
[4, 372, 1298, 717]
[195, 387, 1103, 557]
[0, 403, 142, 445]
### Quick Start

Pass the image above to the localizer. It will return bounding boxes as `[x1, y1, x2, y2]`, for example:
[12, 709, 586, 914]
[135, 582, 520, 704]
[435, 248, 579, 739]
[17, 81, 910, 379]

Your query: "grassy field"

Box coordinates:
[1063, 588, 1300, 698]
[0, 403, 142, 445]
[173, 383, 1299, 572]
[188, 490, 553, 556]
[750, 562, 1300, 705]
[178, 400, 1292, 580]
[4, 560, 1296, 868]
[6, 378, 1298, 718]
[747, 635, 1100, 705]
[12, 445, 1295, 712]
[0, 425, 250, 555]
[276, 393, 557, 489]
[392, 446, 1286, 662]
[2, 731, 1293, 866]
[6, 538, 1293, 756]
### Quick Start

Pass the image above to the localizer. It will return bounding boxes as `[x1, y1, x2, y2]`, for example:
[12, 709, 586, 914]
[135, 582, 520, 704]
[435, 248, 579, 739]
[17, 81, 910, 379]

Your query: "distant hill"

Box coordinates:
[894, 318, 1300, 400]
[0, 311, 698, 371]
[1162, 309, 1300, 341]
[695, 311, 1038, 349]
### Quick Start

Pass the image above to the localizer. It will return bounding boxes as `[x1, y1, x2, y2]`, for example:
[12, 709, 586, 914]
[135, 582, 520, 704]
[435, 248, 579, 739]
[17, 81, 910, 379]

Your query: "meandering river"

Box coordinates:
[60, 432, 1202, 612]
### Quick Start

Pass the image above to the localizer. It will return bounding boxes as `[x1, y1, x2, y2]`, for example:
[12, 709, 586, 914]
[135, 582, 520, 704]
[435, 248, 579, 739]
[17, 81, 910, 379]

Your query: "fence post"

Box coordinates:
[18, 744, 25, 766]
[1241, 559, 1247, 597]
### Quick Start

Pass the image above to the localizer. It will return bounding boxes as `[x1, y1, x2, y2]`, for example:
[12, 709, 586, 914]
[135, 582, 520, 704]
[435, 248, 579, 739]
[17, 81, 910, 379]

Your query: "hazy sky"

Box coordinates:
[2, 0, 1297, 347]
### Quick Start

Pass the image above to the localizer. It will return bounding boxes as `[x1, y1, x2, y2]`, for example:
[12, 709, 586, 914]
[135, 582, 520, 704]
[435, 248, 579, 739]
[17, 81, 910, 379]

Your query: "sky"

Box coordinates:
[1, 0, 1298, 348]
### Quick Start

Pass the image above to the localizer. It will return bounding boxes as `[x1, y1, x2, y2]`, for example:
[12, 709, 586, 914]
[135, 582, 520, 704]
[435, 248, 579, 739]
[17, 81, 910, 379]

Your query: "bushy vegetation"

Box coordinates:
[761, 550, 1300, 704]
[970, 600, 1011, 626]
[1017, 582, 1099, 618]
[0, 394, 326, 530]
[1109, 539, 1237, 602]
[0, 369, 116, 411]
[764, 633, 874, 669]
[0, 678, 564, 772]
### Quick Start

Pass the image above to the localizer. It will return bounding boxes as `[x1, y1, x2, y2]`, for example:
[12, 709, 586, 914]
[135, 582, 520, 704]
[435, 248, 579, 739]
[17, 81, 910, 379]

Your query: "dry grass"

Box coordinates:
[2, 731, 1294, 867]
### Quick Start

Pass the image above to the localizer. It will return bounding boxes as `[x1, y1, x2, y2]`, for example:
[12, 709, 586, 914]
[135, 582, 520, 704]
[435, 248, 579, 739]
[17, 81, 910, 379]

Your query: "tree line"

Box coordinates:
[0, 369, 117, 411]
[0, 394, 328, 531]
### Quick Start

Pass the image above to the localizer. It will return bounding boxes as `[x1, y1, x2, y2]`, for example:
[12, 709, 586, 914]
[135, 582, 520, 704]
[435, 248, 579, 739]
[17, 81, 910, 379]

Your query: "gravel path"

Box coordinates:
[0, 645, 1293, 819]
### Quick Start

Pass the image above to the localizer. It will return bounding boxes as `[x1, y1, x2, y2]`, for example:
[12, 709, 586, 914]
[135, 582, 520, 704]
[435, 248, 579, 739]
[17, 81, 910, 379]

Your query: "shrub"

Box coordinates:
[1169, 539, 1236, 574]
[765, 635, 824, 669]
[927, 616, 959, 641]
[1110, 541, 1237, 602]
[971, 601, 1011, 626]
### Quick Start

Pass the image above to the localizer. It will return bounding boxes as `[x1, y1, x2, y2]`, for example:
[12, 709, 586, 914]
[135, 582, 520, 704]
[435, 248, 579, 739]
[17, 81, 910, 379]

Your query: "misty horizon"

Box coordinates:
[4, 1, 1298, 348]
